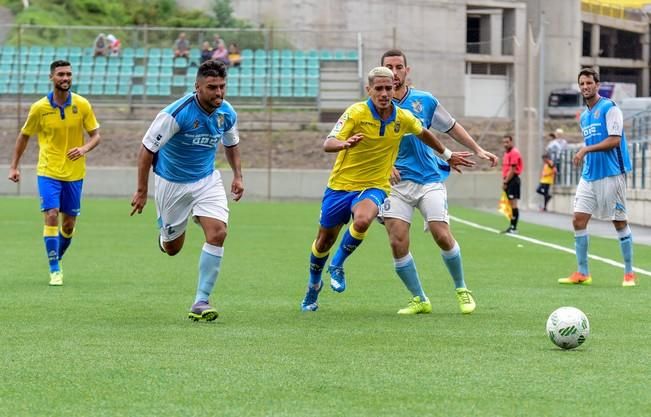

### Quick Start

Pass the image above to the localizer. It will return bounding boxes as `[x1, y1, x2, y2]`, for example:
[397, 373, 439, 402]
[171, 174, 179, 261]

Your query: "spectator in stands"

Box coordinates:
[228, 43, 241, 67]
[200, 41, 213, 64]
[106, 34, 121, 56]
[174, 32, 190, 59]
[211, 41, 229, 66]
[93, 33, 109, 57]
[212, 33, 223, 50]
[546, 128, 568, 162]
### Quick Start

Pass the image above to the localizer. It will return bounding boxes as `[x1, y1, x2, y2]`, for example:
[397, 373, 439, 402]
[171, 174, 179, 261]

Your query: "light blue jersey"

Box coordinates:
[579, 97, 631, 181]
[142, 93, 239, 183]
[393, 88, 456, 184]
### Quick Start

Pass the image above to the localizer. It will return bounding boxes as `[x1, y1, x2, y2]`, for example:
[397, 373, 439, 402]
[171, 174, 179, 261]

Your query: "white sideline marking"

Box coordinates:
[450, 215, 651, 277]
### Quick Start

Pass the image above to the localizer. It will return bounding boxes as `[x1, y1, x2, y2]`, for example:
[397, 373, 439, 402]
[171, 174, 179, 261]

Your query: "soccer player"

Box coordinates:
[130, 60, 244, 321]
[500, 135, 523, 234]
[7, 60, 101, 286]
[559, 68, 635, 287]
[380, 49, 498, 315]
[300, 66, 475, 312]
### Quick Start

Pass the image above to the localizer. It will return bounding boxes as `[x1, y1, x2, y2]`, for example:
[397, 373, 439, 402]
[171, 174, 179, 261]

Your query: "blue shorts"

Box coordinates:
[37, 176, 83, 216]
[319, 187, 387, 228]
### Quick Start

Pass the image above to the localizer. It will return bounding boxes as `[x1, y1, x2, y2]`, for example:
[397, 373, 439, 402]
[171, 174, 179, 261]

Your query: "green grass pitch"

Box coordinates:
[1, 197, 649, 417]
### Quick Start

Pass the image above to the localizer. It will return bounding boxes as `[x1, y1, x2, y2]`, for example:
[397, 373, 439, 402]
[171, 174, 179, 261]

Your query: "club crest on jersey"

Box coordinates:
[330, 113, 349, 136]
[72, 105, 78, 114]
[217, 114, 225, 129]
[412, 100, 422, 114]
[394, 120, 401, 133]
[193, 120, 200, 129]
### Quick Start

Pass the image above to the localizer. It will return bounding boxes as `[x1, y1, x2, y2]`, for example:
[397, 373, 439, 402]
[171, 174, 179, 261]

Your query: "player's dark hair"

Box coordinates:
[381, 49, 407, 66]
[197, 59, 227, 79]
[578, 67, 599, 83]
[50, 60, 71, 73]
[503, 135, 513, 142]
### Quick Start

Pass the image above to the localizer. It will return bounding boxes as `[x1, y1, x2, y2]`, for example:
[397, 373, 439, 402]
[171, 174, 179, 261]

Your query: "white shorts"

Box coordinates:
[380, 180, 449, 224]
[154, 171, 229, 241]
[574, 174, 628, 221]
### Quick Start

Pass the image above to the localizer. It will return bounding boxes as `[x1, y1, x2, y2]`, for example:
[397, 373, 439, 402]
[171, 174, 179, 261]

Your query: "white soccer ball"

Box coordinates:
[546, 307, 590, 350]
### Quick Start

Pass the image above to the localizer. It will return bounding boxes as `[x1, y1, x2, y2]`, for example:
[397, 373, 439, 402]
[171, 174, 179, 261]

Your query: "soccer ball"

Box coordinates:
[546, 307, 590, 350]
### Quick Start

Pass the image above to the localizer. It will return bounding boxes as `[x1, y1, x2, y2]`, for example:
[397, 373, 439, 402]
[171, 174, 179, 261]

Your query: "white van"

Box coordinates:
[547, 88, 582, 118]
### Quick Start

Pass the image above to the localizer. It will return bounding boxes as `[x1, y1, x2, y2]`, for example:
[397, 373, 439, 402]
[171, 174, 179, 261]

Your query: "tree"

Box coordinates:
[212, 0, 235, 28]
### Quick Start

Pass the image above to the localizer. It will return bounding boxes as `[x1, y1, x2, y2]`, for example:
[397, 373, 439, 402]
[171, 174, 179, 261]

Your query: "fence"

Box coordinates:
[554, 139, 650, 189]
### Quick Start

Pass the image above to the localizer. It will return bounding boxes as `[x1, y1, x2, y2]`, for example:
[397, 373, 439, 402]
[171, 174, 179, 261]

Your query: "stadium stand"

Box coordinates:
[0, 45, 359, 101]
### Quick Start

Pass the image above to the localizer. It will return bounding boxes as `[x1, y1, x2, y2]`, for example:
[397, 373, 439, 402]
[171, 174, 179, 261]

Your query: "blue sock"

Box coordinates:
[575, 230, 589, 275]
[44, 225, 60, 273]
[441, 242, 466, 289]
[309, 241, 329, 287]
[394, 253, 426, 299]
[58, 228, 74, 260]
[330, 224, 366, 268]
[617, 226, 634, 274]
[194, 243, 223, 303]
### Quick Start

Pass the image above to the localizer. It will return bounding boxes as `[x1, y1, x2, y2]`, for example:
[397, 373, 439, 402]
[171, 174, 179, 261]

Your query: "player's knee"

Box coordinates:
[61, 220, 75, 235]
[572, 215, 588, 230]
[166, 249, 180, 256]
[434, 235, 454, 250]
[207, 228, 227, 246]
[389, 237, 408, 255]
[165, 245, 181, 256]
[352, 217, 372, 233]
[44, 210, 59, 225]
[315, 235, 335, 252]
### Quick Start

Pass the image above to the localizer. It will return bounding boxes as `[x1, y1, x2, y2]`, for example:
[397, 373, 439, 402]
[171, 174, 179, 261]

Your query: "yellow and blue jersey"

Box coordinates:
[21, 92, 99, 181]
[327, 98, 422, 193]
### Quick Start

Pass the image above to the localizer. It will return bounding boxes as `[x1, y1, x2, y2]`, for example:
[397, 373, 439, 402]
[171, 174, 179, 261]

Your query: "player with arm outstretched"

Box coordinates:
[300, 66, 475, 312]
[380, 49, 498, 315]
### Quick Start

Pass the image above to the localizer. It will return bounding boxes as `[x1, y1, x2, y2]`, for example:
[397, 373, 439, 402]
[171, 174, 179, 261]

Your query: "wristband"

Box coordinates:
[440, 148, 453, 161]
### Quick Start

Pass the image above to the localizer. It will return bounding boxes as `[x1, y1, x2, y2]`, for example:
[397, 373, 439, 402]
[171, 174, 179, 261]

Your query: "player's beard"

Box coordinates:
[55, 82, 71, 92]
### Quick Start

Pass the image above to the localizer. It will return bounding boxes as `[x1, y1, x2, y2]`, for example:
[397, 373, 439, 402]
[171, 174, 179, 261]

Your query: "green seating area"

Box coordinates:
[0, 45, 359, 99]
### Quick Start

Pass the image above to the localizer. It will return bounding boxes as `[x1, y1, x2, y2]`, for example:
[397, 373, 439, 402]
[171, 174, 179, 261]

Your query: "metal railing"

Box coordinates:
[554, 139, 650, 189]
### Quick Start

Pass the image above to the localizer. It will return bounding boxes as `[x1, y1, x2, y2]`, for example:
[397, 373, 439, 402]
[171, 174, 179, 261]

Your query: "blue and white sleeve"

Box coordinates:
[605, 106, 624, 137]
[142, 112, 180, 153]
[222, 120, 240, 147]
[431, 103, 456, 133]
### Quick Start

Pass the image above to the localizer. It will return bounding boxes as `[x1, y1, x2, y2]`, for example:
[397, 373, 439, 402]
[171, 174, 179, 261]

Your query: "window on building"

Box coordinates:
[467, 15, 481, 54]
[582, 23, 592, 57]
[599, 27, 642, 60]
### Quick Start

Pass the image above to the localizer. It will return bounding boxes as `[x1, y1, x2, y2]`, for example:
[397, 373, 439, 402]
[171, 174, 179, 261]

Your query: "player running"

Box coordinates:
[300, 66, 475, 312]
[131, 60, 243, 321]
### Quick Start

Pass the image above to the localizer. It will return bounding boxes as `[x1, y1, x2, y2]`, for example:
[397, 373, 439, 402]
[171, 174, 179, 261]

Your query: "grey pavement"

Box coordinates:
[518, 209, 651, 246]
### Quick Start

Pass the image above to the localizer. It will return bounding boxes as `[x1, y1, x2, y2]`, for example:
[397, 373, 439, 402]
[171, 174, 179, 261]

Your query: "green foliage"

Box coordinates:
[212, 0, 236, 28]
[1, 0, 262, 48]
